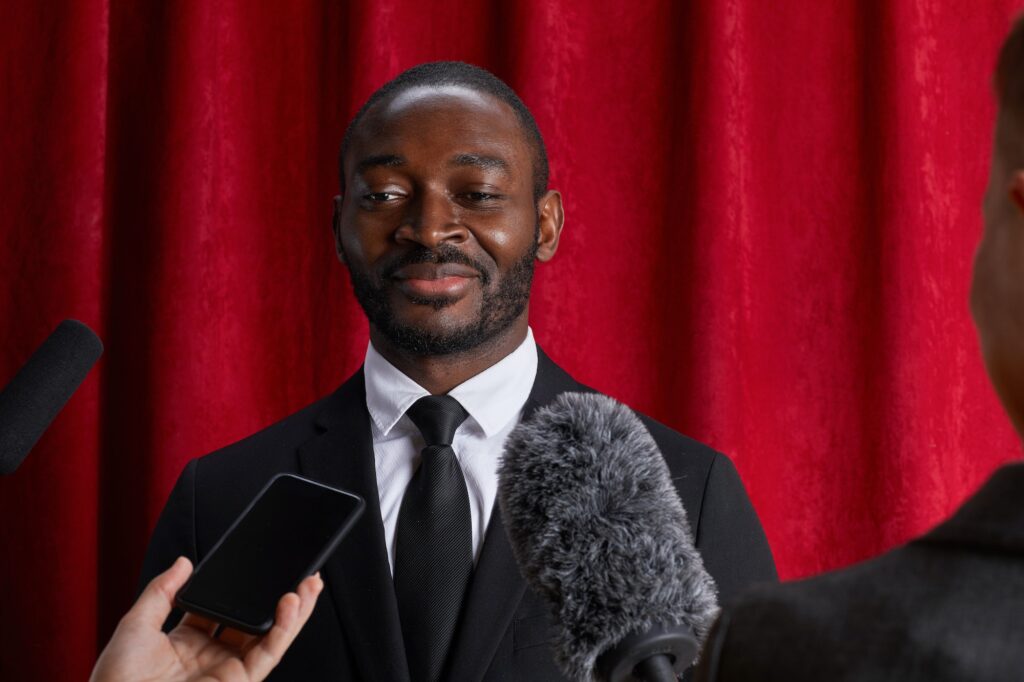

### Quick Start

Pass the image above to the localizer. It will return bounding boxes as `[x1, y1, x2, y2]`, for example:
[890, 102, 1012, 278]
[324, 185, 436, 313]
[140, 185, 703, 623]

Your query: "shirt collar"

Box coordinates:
[363, 328, 538, 439]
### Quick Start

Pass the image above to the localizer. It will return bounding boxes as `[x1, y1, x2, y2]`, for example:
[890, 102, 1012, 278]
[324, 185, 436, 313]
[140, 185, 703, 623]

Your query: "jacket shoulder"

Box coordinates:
[636, 413, 719, 475]
[195, 391, 337, 477]
[702, 544, 978, 680]
[186, 389, 348, 540]
[629, 410, 777, 596]
[539, 350, 720, 478]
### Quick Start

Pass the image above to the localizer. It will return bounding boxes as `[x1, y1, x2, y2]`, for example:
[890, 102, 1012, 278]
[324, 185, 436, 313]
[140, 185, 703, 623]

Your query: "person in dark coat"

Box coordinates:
[695, 17, 1024, 682]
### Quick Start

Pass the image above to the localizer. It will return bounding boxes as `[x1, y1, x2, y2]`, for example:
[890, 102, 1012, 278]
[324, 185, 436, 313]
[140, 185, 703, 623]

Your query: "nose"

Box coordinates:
[395, 188, 468, 248]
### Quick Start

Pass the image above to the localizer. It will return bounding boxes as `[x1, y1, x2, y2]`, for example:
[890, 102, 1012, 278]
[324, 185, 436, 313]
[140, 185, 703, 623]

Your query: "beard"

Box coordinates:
[346, 238, 538, 357]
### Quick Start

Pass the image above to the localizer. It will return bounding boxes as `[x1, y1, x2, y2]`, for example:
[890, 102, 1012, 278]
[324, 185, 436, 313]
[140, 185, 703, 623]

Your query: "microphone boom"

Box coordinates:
[0, 319, 103, 475]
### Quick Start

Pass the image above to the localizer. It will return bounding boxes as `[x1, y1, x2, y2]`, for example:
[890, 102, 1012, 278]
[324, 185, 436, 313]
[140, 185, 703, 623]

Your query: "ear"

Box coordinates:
[1010, 170, 1024, 214]
[332, 195, 346, 264]
[535, 190, 564, 262]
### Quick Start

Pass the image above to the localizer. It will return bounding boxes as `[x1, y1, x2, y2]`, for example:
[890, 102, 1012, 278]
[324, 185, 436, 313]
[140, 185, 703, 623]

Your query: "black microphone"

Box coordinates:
[498, 392, 718, 682]
[0, 319, 104, 475]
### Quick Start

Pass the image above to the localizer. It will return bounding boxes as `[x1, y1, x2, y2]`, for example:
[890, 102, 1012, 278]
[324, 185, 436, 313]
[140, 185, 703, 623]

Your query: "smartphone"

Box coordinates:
[174, 473, 365, 635]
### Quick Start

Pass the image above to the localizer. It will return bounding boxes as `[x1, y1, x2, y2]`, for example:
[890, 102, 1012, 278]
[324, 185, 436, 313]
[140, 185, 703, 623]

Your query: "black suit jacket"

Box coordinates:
[695, 463, 1024, 682]
[140, 350, 776, 681]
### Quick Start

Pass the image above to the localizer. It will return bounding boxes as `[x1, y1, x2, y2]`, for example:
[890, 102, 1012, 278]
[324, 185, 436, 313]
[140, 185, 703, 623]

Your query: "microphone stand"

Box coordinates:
[596, 624, 697, 682]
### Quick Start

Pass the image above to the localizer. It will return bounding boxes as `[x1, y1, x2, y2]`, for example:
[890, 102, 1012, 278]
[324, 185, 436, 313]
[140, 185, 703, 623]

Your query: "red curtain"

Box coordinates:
[3, 1, 1023, 678]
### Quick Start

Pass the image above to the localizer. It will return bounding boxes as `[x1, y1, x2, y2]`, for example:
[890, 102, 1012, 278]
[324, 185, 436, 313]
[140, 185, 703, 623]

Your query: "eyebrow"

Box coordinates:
[355, 154, 406, 175]
[449, 153, 509, 174]
[354, 152, 510, 176]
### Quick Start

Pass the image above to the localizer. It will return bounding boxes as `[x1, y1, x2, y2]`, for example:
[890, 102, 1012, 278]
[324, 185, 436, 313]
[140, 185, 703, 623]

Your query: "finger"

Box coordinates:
[294, 573, 323, 625]
[123, 556, 193, 630]
[243, 575, 324, 678]
[241, 594, 300, 679]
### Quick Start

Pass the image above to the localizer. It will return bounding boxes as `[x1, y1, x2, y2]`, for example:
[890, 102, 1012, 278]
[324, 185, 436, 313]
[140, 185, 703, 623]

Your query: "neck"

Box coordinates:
[370, 318, 529, 395]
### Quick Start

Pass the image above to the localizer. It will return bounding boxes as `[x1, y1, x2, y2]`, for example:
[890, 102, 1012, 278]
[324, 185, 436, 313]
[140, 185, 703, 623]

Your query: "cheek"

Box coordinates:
[973, 235, 1024, 355]
[338, 233, 365, 264]
[984, 342, 1024, 437]
[485, 229, 516, 249]
[341, 221, 391, 264]
[474, 210, 536, 259]
[970, 239, 994, 328]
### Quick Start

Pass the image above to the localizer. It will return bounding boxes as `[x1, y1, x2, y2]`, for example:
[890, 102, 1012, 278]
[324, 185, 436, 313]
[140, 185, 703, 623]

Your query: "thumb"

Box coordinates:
[123, 557, 193, 630]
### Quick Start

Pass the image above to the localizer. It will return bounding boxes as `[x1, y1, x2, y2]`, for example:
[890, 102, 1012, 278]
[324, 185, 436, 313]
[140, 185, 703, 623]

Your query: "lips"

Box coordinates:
[390, 262, 481, 299]
[391, 262, 480, 280]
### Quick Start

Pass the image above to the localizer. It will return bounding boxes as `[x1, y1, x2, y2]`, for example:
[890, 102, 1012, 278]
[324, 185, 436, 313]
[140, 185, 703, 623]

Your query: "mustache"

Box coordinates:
[381, 245, 492, 285]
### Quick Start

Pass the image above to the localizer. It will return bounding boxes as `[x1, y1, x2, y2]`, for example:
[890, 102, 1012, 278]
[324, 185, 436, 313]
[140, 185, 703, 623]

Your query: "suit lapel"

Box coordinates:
[298, 370, 411, 682]
[444, 349, 584, 680]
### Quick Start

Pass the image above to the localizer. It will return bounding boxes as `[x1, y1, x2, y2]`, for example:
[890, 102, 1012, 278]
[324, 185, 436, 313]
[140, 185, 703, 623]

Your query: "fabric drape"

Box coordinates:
[2, 1, 1023, 678]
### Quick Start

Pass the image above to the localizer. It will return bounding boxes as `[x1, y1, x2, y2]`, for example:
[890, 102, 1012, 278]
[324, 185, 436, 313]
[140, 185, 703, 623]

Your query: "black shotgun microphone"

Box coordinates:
[498, 392, 719, 682]
[0, 319, 103, 475]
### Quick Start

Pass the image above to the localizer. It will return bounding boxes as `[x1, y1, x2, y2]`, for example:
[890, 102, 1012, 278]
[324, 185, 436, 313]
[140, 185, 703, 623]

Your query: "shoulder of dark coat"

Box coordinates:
[553, 364, 724, 499]
[635, 411, 721, 475]
[192, 390, 337, 478]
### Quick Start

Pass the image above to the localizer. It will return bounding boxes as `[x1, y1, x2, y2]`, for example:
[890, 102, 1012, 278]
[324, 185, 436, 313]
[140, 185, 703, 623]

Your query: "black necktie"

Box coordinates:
[394, 395, 472, 682]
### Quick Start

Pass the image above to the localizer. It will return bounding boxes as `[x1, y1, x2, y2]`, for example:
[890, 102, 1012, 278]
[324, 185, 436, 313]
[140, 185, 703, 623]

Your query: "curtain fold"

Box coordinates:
[2, 1, 1022, 678]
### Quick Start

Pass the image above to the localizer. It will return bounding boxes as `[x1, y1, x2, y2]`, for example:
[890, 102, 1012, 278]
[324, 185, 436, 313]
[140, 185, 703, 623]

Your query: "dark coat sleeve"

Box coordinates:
[694, 454, 777, 603]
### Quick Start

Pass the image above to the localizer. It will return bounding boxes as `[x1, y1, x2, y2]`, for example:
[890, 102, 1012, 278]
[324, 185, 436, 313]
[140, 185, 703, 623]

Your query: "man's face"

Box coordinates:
[336, 86, 560, 356]
[971, 113, 1024, 435]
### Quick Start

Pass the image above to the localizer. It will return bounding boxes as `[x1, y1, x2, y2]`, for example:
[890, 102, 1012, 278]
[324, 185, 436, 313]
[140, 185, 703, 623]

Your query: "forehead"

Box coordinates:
[345, 85, 531, 176]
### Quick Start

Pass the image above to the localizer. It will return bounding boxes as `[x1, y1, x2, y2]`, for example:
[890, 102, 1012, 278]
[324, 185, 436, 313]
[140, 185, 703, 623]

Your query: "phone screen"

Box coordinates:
[175, 474, 364, 634]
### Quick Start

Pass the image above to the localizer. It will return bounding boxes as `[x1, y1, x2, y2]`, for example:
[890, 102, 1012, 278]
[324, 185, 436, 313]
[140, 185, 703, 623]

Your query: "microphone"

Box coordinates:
[0, 319, 104, 475]
[498, 392, 718, 682]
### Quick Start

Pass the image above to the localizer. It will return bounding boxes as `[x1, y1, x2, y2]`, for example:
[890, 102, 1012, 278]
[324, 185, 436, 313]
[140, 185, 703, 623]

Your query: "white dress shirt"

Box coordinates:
[363, 328, 538, 574]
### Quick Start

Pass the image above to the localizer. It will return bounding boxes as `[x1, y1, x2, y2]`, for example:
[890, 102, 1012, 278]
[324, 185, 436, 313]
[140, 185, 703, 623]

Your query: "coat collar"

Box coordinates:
[917, 462, 1024, 553]
[297, 349, 583, 682]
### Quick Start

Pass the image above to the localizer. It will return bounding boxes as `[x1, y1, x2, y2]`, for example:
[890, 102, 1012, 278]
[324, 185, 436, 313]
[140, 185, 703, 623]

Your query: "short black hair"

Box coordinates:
[339, 61, 549, 201]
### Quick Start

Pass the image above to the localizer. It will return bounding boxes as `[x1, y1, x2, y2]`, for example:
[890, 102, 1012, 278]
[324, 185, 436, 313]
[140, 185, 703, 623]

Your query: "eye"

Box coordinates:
[460, 191, 504, 204]
[359, 190, 407, 209]
[363, 191, 401, 203]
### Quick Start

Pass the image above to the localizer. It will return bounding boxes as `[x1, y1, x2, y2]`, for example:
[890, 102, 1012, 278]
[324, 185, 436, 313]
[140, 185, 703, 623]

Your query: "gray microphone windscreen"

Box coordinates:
[498, 392, 718, 681]
[0, 319, 104, 475]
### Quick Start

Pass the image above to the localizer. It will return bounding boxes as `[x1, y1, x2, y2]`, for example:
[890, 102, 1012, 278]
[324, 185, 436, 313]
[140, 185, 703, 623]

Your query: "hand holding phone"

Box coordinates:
[174, 474, 365, 635]
[92, 557, 323, 682]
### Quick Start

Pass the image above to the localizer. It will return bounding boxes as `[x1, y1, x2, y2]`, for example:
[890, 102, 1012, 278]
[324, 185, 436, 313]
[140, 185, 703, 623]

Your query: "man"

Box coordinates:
[695, 17, 1024, 682]
[140, 61, 776, 681]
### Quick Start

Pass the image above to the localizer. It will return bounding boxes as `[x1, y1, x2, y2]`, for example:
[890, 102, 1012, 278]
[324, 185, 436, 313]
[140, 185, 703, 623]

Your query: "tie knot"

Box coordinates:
[405, 395, 469, 447]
